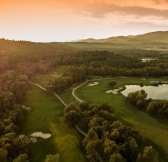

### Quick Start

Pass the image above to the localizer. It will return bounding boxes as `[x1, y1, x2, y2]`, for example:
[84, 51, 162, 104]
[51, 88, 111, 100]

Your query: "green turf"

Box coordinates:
[75, 77, 168, 157]
[22, 86, 87, 162]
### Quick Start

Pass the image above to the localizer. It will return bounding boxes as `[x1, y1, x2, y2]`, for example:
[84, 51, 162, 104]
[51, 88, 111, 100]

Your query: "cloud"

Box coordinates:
[81, 3, 168, 18]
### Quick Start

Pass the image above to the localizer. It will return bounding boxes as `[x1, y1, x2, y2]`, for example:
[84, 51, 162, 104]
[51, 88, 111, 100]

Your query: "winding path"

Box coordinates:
[72, 80, 89, 102]
[29, 82, 67, 107]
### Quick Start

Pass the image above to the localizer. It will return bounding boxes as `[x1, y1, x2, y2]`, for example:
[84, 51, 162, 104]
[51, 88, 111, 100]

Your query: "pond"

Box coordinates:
[121, 84, 168, 100]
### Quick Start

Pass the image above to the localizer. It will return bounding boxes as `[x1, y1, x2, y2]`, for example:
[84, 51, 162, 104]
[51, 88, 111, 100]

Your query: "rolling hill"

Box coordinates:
[79, 31, 168, 44]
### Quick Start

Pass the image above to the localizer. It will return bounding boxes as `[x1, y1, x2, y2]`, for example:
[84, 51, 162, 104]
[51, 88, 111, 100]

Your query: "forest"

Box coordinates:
[64, 103, 159, 162]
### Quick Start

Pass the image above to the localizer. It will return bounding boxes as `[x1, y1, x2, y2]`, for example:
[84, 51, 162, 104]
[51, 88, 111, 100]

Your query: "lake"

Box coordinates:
[121, 84, 168, 99]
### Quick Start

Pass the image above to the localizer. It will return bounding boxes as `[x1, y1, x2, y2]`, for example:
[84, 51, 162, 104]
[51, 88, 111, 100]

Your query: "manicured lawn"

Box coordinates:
[22, 86, 87, 162]
[75, 77, 168, 157]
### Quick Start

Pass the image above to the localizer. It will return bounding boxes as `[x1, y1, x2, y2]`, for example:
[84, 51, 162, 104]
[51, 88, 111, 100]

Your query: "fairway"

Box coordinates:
[22, 86, 87, 162]
[75, 77, 168, 157]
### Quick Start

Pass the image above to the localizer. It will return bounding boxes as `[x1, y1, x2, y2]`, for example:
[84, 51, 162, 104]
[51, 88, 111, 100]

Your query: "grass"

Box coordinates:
[21, 86, 87, 162]
[75, 77, 168, 158]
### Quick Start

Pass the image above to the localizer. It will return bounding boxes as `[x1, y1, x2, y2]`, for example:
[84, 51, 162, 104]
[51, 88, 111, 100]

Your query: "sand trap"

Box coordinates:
[31, 132, 51, 139]
[105, 87, 123, 95]
[88, 82, 99, 87]
[22, 105, 31, 110]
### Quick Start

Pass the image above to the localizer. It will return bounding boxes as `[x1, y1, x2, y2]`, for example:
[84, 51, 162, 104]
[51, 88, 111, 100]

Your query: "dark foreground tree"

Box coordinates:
[64, 104, 81, 126]
[136, 146, 158, 162]
[13, 154, 29, 162]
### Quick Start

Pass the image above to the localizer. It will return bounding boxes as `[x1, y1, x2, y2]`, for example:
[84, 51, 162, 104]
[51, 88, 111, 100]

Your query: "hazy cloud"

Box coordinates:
[81, 3, 168, 18]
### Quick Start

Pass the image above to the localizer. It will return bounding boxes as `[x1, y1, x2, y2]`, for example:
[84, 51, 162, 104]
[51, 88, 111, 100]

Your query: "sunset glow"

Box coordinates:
[0, 0, 168, 41]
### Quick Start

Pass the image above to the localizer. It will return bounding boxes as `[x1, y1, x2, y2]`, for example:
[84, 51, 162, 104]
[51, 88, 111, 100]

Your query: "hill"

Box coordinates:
[0, 39, 77, 58]
[79, 31, 168, 44]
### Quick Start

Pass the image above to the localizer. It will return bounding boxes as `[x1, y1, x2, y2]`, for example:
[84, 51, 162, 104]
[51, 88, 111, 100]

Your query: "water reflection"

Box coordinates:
[121, 84, 168, 99]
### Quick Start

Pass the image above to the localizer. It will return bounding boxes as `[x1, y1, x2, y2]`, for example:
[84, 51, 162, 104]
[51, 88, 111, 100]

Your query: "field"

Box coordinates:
[75, 77, 168, 158]
[21, 86, 87, 162]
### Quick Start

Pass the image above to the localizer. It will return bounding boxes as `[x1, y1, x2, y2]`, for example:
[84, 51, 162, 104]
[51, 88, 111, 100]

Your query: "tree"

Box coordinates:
[13, 154, 29, 162]
[44, 154, 60, 162]
[64, 104, 81, 126]
[104, 139, 119, 160]
[108, 80, 117, 87]
[136, 99, 146, 110]
[110, 153, 126, 162]
[136, 146, 158, 162]
[79, 102, 89, 112]
[146, 101, 157, 115]
[128, 90, 147, 110]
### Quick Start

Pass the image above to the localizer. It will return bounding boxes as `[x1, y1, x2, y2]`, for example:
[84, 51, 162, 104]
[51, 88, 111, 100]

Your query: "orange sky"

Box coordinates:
[0, 0, 168, 41]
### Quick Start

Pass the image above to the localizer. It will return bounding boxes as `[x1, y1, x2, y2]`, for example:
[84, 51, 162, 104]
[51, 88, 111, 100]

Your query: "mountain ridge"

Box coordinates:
[78, 31, 168, 44]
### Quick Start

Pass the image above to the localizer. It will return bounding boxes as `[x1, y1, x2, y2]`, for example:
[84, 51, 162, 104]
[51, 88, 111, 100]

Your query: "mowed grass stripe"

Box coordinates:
[22, 86, 87, 162]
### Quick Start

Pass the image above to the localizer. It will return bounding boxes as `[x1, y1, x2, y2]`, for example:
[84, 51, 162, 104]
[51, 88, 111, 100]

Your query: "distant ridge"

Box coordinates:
[79, 31, 168, 44]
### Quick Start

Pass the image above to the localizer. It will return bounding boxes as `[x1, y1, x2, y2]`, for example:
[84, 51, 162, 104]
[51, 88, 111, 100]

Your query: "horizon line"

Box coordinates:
[0, 30, 167, 43]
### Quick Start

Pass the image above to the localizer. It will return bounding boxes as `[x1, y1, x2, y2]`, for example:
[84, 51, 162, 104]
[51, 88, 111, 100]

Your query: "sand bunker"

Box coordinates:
[31, 132, 51, 139]
[105, 87, 123, 95]
[88, 82, 99, 87]
[22, 105, 31, 110]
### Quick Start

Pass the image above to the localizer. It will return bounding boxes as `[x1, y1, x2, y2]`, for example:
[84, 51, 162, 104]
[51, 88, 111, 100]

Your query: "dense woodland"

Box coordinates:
[64, 103, 159, 162]
[0, 73, 31, 162]
[1, 39, 168, 79]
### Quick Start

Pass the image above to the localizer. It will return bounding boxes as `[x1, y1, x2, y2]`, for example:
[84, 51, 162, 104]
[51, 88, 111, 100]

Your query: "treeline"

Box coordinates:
[54, 51, 137, 68]
[53, 50, 168, 78]
[0, 39, 75, 77]
[2, 40, 168, 79]
[128, 90, 168, 120]
[0, 73, 31, 162]
[46, 67, 87, 92]
[64, 103, 159, 162]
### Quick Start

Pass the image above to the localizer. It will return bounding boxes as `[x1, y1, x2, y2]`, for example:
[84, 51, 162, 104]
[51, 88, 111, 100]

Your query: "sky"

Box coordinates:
[0, 0, 168, 42]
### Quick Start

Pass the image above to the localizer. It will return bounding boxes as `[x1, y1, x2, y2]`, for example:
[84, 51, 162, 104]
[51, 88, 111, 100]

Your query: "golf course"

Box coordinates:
[20, 72, 168, 161]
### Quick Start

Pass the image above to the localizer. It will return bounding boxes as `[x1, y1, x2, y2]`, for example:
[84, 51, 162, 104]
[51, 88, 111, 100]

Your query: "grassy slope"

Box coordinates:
[75, 77, 168, 157]
[22, 86, 86, 162]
